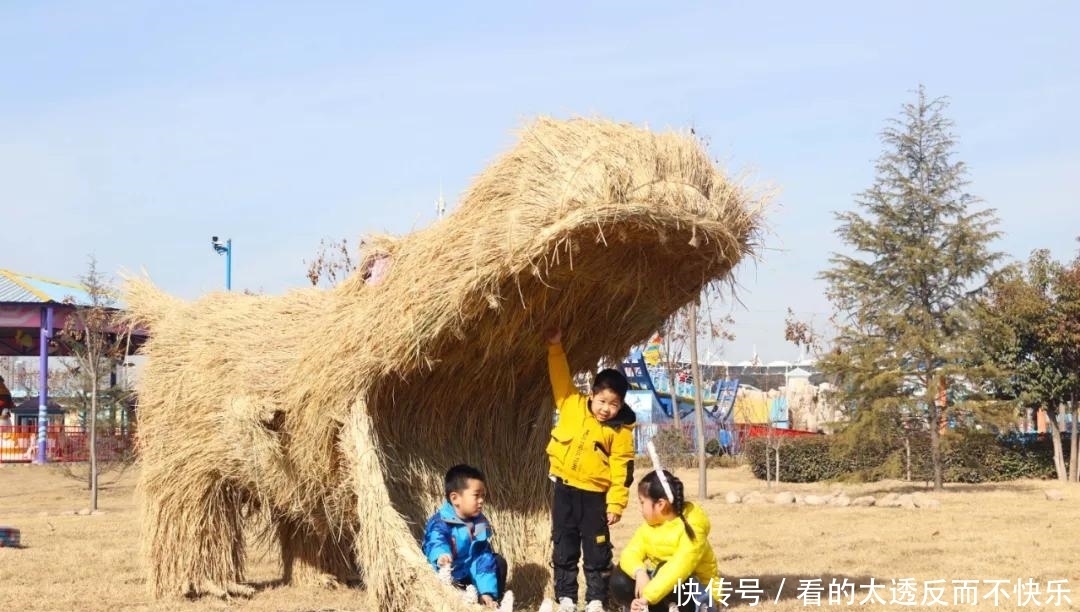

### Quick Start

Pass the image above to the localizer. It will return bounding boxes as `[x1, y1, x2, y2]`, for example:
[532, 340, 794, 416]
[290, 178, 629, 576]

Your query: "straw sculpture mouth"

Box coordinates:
[122, 116, 766, 611]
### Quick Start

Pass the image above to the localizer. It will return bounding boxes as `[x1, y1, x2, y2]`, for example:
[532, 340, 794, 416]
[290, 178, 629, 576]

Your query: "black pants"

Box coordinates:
[610, 566, 711, 612]
[552, 480, 612, 602]
[453, 553, 508, 600]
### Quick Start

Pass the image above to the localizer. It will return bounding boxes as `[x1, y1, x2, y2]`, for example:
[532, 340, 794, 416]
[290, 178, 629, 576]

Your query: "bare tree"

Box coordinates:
[304, 238, 357, 288]
[653, 295, 734, 430]
[59, 256, 133, 511]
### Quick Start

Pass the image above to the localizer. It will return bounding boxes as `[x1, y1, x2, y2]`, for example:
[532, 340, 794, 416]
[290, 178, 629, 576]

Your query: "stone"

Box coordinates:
[831, 494, 851, 507]
[851, 496, 876, 507]
[803, 495, 827, 506]
[774, 492, 795, 505]
[742, 492, 765, 504]
[725, 491, 742, 504]
[878, 493, 901, 508]
[913, 494, 940, 509]
[1045, 489, 1065, 501]
[898, 494, 917, 510]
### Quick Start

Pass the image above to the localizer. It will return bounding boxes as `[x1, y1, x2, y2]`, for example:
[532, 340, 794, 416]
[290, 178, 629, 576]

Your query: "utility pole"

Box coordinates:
[211, 236, 232, 291]
[688, 300, 708, 499]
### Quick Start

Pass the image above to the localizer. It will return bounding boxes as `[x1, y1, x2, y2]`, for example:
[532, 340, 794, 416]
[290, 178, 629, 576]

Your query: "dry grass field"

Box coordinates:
[2, 462, 1079, 611]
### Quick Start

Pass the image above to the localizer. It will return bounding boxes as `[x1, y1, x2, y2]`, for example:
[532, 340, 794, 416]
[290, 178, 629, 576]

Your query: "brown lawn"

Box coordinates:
[1, 463, 1078, 611]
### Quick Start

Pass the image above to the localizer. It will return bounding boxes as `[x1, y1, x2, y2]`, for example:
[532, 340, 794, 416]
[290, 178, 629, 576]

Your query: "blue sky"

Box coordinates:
[1, 1, 1076, 362]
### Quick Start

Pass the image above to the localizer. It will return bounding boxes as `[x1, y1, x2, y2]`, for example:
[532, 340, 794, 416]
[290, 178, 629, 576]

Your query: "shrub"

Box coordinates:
[747, 429, 1068, 484]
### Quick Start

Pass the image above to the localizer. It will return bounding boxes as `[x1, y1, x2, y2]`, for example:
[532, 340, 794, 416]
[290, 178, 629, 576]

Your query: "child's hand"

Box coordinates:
[480, 595, 497, 608]
[436, 554, 452, 567]
[630, 597, 649, 612]
[634, 569, 650, 598]
[544, 327, 562, 345]
[606, 512, 621, 525]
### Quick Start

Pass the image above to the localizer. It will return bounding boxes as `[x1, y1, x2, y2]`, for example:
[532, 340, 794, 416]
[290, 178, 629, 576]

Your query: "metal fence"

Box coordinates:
[634, 420, 820, 456]
[0, 425, 134, 464]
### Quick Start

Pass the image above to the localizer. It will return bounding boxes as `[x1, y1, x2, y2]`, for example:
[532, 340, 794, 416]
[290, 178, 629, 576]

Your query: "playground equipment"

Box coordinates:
[620, 350, 818, 454]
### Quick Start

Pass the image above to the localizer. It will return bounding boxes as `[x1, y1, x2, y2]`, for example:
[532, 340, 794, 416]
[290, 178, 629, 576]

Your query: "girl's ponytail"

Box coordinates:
[670, 476, 695, 541]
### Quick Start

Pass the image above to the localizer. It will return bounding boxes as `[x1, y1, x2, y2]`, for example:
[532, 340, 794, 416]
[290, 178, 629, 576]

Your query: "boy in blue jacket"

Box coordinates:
[423, 464, 513, 610]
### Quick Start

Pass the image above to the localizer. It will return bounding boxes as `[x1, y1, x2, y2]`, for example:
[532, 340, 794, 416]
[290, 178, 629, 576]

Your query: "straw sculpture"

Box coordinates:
[123, 116, 766, 611]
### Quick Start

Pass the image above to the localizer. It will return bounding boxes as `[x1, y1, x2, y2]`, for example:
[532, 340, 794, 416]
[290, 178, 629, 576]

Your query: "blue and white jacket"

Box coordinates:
[421, 501, 500, 597]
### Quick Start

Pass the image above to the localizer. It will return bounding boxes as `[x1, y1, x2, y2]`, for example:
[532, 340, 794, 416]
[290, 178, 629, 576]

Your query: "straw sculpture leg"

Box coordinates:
[139, 461, 254, 599]
[341, 404, 486, 612]
[276, 515, 357, 587]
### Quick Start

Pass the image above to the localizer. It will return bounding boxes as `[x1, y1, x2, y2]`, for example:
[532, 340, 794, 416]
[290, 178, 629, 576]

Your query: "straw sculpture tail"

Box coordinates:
[127, 116, 766, 611]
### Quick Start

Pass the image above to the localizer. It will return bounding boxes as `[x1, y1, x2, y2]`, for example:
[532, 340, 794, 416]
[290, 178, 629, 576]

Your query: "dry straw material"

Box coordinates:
[123, 116, 767, 611]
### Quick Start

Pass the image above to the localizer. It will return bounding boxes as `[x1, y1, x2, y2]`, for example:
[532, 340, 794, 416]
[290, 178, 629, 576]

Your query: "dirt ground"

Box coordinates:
[2, 462, 1079, 611]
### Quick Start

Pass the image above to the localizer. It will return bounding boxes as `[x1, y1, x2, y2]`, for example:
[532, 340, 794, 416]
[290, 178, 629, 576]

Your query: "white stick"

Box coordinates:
[645, 440, 675, 502]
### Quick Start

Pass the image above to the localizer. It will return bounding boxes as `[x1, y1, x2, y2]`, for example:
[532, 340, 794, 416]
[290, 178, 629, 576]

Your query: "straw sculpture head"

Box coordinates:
[123, 116, 767, 611]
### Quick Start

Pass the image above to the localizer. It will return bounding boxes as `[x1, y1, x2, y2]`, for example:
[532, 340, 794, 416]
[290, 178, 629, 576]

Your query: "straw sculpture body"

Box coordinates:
[124, 117, 765, 611]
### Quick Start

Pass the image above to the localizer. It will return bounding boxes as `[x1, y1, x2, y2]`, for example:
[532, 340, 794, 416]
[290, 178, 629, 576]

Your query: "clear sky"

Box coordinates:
[2, 1, 1076, 363]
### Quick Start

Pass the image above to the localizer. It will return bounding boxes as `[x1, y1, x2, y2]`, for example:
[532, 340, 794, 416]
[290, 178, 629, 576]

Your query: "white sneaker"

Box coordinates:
[538, 598, 554, 612]
[437, 564, 453, 585]
[584, 600, 605, 612]
[462, 584, 479, 605]
[498, 589, 515, 612]
[557, 597, 577, 612]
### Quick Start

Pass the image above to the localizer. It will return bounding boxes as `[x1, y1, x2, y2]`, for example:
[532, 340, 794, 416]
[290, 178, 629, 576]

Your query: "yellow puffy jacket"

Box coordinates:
[618, 502, 721, 604]
[546, 343, 636, 516]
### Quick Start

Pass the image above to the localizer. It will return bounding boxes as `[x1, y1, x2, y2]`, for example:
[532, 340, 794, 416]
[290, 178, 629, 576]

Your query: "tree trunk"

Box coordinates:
[671, 363, 681, 431]
[774, 445, 780, 484]
[1046, 407, 1067, 482]
[90, 366, 99, 512]
[926, 376, 943, 491]
[764, 429, 772, 488]
[904, 435, 911, 482]
[1069, 397, 1078, 483]
[687, 303, 707, 499]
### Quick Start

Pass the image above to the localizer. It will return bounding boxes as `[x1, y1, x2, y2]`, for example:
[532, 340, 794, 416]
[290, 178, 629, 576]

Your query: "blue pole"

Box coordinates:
[36, 306, 53, 464]
[225, 239, 232, 291]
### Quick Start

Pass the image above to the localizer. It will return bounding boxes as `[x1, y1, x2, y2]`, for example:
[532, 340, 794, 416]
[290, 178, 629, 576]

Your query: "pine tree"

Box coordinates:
[818, 85, 1004, 490]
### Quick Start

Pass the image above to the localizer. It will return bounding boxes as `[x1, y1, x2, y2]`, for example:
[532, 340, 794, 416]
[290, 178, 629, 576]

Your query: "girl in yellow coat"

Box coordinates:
[611, 470, 721, 612]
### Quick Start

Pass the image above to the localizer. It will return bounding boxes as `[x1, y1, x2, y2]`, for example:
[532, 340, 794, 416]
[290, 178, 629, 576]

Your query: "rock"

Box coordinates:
[1045, 489, 1065, 501]
[878, 493, 901, 508]
[774, 492, 795, 505]
[831, 494, 851, 507]
[851, 496, 876, 507]
[742, 491, 765, 504]
[76, 508, 91, 516]
[803, 495, 827, 506]
[725, 491, 742, 504]
[898, 494, 917, 509]
[794, 495, 805, 505]
[913, 494, 940, 509]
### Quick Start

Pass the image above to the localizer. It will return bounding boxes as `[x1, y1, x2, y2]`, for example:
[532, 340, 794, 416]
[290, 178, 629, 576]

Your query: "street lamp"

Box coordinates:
[211, 236, 232, 291]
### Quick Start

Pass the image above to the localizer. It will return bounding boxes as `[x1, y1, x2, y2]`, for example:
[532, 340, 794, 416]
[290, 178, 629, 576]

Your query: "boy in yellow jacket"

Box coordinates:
[544, 329, 636, 612]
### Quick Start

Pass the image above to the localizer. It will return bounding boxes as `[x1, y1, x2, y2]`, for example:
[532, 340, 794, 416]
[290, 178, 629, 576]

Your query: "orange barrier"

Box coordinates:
[0, 425, 134, 463]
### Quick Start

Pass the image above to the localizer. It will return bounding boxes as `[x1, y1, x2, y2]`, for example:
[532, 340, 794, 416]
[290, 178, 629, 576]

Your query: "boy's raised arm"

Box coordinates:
[545, 330, 577, 410]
